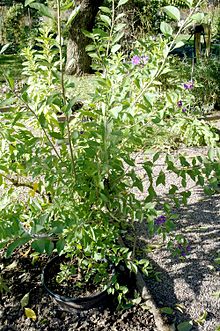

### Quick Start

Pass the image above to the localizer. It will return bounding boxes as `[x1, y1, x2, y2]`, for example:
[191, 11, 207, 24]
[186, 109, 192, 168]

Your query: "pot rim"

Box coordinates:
[41, 255, 114, 309]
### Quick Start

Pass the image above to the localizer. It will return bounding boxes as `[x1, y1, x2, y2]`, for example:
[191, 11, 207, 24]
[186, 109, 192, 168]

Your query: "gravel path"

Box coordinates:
[134, 147, 220, 331]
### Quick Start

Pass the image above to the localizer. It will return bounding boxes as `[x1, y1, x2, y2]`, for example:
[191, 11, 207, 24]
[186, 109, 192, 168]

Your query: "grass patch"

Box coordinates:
[65, 74, 97, 102]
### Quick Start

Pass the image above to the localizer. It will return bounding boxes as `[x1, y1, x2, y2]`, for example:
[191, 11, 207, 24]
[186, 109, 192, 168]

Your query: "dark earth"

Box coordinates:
[0, 249, 157, 331]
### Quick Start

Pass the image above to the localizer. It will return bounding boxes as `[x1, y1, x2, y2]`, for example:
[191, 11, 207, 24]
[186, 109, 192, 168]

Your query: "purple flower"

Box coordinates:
[177, 243, 191, 257]
[183, 81, 194, 90]
[186, 245, 191, 252]
[182, 108, 187, 113]
[154, 215, 166, 225]
[141, 55, 149, 64]
[177, 100, 182, 108]
[131, 55, 141, 65]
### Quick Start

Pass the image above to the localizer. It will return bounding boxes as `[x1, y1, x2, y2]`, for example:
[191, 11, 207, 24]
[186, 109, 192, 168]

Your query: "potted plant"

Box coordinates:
[0, 0, 213, 308]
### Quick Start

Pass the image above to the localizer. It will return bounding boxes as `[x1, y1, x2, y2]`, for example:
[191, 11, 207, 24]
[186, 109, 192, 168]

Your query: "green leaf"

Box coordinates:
[20, 293, 30, 308]
[66, 5, 81, 27]
[114, 23, 126, 32]
[208, 148, 215, 161]
[185, 0, 193, 7]
[156, 171, 166, 186]
[38, 112, 47, 128]
[25, 0, 35, 6]
[127, 261, 138, 273]
[153, 152, 160, 163]
[160, 22, 173, 37]
[29, 3, 55, 19]
[111, 44, 121, 54]
[177, 321, 193, 331]
[21, 91, 30, 103]
[163, 6, 180, 21]
[31, 238, 46, 254]
[82, 30, 94, 38]
[112, 31, 124, 44]
[173, 41, 185, 50]
[100, 14, 111, 26]
[5, 75, 14, 90]
[169, 184, 178, 195]
[6, 235, 31, 258]
[49, 131, 63, 140]
[161, 307, 173, 315]
[0, 43, 10, 54]
[99, 6, 111, 14]
[145, 185, 156, 202]
[134, 177, 143, 192]
[190, 13, 204, 23]
[45, 240, 54, 255]
[56, 239, 65, 253]
[117, 0, 128, 7]
[110, 105, 122, 119]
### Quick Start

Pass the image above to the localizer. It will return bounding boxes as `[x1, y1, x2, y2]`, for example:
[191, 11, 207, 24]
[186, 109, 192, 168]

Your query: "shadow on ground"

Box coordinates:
[139, 189, 220, 330]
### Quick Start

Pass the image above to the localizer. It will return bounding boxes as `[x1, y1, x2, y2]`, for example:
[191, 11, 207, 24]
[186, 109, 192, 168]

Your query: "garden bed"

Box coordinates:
[0, 146, 219, 331]
[0, 248, 156, 331]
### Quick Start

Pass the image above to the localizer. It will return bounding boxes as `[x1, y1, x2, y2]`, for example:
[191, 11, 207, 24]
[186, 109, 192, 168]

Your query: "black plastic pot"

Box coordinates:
[41, 255, 113, 311]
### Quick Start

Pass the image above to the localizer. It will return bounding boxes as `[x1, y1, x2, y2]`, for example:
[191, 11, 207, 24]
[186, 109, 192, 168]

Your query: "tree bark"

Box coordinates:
[65, 0, 103, 75]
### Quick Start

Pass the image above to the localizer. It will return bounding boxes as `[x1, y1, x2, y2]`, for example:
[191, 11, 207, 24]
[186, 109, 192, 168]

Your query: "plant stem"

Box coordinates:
[106, 0, 115, 57]
[16, 94, 62, 162]
[57, 0, 76, 180]
[0, 173, 51, 201]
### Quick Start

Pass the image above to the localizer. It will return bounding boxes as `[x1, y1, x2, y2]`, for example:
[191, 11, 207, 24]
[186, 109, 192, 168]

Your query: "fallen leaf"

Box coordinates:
[195, 311, 208, 325]
[20, 292, 30, 308]
[212, 291, 220, 299]
[25, 308, 37, 321]
[5, 261, 17, 270]
[175, 303, 185, 313]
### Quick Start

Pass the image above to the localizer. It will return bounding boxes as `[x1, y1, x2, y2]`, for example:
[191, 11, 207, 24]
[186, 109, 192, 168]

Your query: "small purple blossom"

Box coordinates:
[177, 100, 182, 108]
[182, 108, 187, 113]
[131, 55, 141, 65]
[183, 81, 194, 90]
[154, 215, 166, 226]
[186, 245, 191, 252]
[141, 55, 149, 64]
[131, 55, 149, 66]
[177, 244, 191, 257]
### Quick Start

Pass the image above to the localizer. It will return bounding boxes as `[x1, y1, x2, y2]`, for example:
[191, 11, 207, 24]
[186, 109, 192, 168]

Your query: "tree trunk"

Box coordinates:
[65, 0, 103, 75]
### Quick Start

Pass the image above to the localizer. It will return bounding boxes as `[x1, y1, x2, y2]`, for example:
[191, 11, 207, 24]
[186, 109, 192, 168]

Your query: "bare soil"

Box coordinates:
[0, 249, 156, 331]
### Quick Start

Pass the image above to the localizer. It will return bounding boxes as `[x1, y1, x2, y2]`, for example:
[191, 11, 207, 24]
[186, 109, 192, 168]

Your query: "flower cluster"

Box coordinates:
[177, 100, 187, 113]
[177, 243, 191, 257]
[154, 215, 166, 226]
[183, 81, 194, 90]
[131, 55, 149, 66]
[177, 100, 182, 108]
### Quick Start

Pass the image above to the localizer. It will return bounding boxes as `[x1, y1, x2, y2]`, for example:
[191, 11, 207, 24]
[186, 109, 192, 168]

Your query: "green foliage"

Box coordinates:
[0, 0, 219, 303]
[2, 2, 40, 53]
[174, 57, 220, 113]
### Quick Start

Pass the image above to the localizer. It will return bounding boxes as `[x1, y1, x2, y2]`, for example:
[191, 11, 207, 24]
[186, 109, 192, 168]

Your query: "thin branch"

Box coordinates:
[1, 173, 51, 201]
[57, 0, 76, 179]
[15, 94, 62, 162]
[106, 0, 115, 57]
